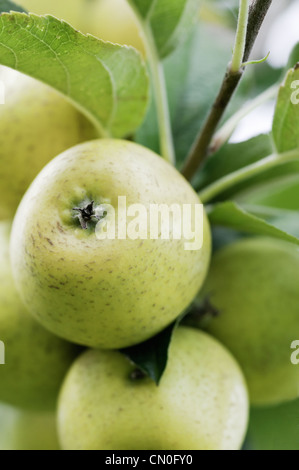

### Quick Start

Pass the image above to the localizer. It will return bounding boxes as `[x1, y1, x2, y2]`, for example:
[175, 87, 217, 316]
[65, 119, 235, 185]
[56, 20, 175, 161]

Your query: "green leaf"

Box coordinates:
[235, 174, 299, 211]
[121, 317, 182, 385]
[200, 0, 239, 29]
[285, 42, 299, 71]
[135, 23, 198, 159]
[272, 66, 299, 153]
[128, 0, 199, 59]
[136, 20, 278, 168]
[248, 399, 299, 450]
[136, 23, 234, 164]
[0, 12, 149, 137]
[241, 205, 299, 239]
[196, 134, 273, 191]
[207, 201, 299, 245]
[0, 0, 25, 13]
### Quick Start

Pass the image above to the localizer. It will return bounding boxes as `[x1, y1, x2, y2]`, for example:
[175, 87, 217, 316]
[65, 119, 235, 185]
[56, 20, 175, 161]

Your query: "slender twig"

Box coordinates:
[210, 84, 277, 153]
[231, 0, 249, 73]
[243, 0, 273, 63]
[129, 3, 175, 166]
[199, 148, 299, 204]
[145, 23, 176, 165]
[181, 0, 273, 181]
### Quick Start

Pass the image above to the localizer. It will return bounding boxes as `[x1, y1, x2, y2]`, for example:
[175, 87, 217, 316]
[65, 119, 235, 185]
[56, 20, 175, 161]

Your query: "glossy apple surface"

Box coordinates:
[10, 139, 211, 349]
[0, 66, 96, 219]
[58, 327, 249, 450]
[0, 221, 79, 410]
[197, 237, 299, 406]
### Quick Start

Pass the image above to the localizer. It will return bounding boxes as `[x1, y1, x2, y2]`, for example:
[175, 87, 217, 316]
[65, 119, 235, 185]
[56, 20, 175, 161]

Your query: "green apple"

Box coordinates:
[58, 327, 249, 450]
[0, 403, 60, 450]
[0, 221, 80, 411]
[0, 66, 97, 219]
[22, 0, 145, 54]
[10, 139, 211, 349]
[194, 237, 299, 407]
[248, 399, 299, 450]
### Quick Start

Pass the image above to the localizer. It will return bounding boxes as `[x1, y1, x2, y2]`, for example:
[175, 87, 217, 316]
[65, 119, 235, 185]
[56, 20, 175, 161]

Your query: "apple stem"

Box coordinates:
[183, 297, 220, 327]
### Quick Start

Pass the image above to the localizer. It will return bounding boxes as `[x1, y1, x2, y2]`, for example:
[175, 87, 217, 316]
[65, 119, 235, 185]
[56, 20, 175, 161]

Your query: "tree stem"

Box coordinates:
[181, 0, 273, 181]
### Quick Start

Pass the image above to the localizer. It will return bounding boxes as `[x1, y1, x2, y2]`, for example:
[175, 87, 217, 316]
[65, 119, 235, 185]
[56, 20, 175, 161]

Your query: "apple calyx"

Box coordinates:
[184, 297, 220, 328]
[130, 368, 147, 381]
[73, 200, 106, 230]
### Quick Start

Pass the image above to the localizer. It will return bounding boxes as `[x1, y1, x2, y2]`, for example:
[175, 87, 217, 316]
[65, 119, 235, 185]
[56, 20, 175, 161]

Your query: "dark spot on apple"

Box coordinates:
[130, 368, 147, 381]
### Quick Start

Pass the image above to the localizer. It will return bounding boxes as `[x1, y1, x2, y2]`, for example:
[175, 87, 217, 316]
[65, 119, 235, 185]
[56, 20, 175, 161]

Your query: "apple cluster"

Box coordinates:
[0, 64, 248, 450]
[1, 0, 299, 453]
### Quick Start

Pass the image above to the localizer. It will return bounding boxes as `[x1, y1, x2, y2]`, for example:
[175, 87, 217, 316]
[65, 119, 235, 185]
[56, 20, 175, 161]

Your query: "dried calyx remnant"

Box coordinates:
[73, 200, 107, 230]
[183, 297, 220, 329]
[130, 368, 147, 381]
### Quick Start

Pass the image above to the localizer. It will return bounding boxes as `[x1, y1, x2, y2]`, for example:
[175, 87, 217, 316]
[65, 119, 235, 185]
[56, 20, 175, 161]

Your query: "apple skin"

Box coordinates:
[10, 139, 211, 349]
[57, 327, 249, 450]
[248, 399, 299, 450]
[0, 66, 97, 219]
[195, 237, 299, 407]
[0, 403, 60, 450]
[22, 0, 145, 54]
[0, 221, 80, 411]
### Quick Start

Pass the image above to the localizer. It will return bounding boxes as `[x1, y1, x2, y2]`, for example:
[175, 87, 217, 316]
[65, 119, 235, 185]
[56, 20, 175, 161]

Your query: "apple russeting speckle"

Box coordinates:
[0, 221, 80, 411]
[0, 0, 295, 451]
[196, 237, 299, 407]
[10, 139, 211, 349]
[0, 66, 97, 219]
[57, 327, 249, 450]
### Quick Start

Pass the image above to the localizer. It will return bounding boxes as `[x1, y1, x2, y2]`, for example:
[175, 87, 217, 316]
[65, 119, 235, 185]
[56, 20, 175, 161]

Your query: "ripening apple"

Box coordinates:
[0, 221, 80, 411]
[22, 0, 145, 54]
[194, 237, 299, 407]
[0, 403, 60, 450]
[0, 66, 97, 219]
[58, 327, 249, 450]
[10, 139, 211, 349]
